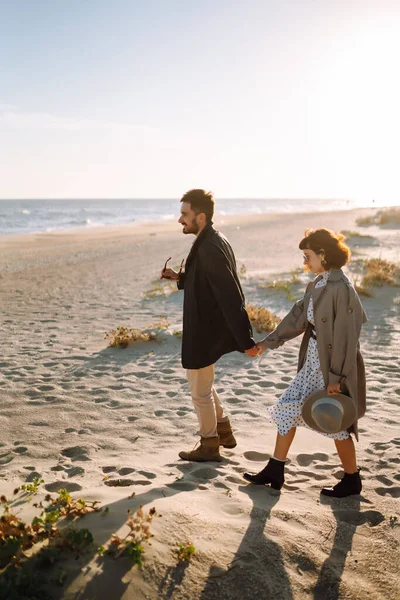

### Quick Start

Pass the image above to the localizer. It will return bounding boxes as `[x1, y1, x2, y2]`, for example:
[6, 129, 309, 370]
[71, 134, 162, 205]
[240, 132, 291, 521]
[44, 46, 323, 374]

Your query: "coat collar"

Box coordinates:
[327, 268, 345, 282]
[311, 269, 340, 306]
[311, 268, 350, 308]
[184, 221, 215, 272]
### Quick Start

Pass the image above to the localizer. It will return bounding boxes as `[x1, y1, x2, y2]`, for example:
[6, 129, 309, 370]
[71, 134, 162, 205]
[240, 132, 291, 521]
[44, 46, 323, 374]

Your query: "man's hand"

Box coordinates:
[160, 268, 179, 281]
[327, 383, 341, 395]
[245, 345, 260, 358]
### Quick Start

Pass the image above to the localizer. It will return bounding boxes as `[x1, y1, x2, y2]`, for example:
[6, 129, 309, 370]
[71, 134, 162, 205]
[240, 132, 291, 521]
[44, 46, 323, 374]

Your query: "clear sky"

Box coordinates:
[1, 0, 399, 203]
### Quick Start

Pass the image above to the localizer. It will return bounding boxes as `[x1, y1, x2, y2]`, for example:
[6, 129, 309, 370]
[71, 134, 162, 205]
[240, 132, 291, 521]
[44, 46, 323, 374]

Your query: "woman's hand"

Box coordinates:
[256, 339, 270, 354]
[327, 383, 341, 395]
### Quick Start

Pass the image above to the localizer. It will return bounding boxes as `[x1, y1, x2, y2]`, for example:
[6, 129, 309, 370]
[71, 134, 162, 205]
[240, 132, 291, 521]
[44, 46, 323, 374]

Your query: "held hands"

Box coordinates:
[327, 383, 341, 395]
[245, 343, 264, 358]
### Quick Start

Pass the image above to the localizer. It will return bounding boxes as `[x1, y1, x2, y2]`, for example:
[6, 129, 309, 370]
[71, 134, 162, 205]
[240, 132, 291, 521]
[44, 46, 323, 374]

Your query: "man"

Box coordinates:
[161, 189, 259, 462]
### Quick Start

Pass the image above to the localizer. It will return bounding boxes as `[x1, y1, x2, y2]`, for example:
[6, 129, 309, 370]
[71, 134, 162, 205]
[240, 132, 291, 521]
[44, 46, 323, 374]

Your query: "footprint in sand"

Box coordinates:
[231, 409, 260, 418]
[45, 481, 82, 492]
[65, 466, 85, 477]
[226, 475, 244, 485]
[376, 474, 394, 486]
[154, 409, 171, 417]
[226, 397, 242, 405]
[287, 469, 326, 482]
[220, 502, 245, 516]
[167, 479, 197, 491]
[25, 471, 42, 482]
[296, 452, 330, 467]
[233, 389, 248, 396]
[118, 467, 136, 475]
[214, 481, 231, 490]
[256, 381, 274, 388]
[375, 487, 400, 498]
[102, 466, 117, 473]
[243, 451, 270, 462]
[0, 451, 14, 466]
[138, 470, 157, 479]
[61, 446, 91, 462]
[191, 467, 220, 480]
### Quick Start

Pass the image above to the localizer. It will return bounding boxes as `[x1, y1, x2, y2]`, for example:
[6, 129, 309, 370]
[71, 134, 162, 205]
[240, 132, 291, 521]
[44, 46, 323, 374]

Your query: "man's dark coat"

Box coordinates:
[177, 222, 255, 369]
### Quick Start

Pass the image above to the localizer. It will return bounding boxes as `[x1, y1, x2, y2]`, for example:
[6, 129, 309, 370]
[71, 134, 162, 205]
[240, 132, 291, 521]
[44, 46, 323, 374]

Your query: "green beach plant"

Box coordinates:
[177, 541, 196, 562]
[105, 505, 157, 565]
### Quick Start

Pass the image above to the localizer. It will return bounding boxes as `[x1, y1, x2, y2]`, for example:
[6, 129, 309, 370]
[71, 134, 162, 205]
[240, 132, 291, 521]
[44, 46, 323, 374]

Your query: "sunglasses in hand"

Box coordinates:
[161, 257, 184, 280]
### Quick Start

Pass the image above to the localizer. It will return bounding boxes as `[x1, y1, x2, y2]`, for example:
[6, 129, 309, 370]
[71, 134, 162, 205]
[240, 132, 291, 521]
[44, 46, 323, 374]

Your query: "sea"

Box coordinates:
[0, 197, 370, 236]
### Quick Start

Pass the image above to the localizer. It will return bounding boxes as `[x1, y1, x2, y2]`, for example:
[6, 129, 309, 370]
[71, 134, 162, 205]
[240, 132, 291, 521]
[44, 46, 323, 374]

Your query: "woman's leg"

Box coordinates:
[321, 436, 361, 497]
[243, 428, 296, 489]
[334, 437, 357, 474]
[273, 427, 296, 460]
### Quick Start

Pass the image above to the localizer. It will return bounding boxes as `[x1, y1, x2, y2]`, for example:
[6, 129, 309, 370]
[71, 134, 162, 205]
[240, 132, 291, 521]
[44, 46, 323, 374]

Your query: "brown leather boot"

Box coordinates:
[217, 419, 237, 448]
[179, 436, 222, 462]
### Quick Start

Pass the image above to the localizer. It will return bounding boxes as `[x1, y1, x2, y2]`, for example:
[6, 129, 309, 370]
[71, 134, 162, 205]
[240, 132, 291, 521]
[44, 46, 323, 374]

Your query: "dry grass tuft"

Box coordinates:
[258, 275, 301, 302]
[105, 327, 157, 348]
[142, 280, 178, 300]
[246, 304, 280, 333]
[355, 215, 376, 226]
[361, 258, 399, 288]
[356, 207, 400, 227]
[376, 207, 400, 225]
[105, 320, 168, 348]
[341, 230, 375, 240]
[353, 279, 374, 297]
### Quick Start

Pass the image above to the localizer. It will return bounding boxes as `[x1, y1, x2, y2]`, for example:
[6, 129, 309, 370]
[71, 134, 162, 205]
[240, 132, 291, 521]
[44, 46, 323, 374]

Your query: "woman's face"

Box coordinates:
[302, 249, 325, 275]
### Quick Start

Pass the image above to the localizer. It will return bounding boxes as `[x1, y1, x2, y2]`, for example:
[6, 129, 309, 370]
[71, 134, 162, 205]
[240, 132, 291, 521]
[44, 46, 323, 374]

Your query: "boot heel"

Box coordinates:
[270, 480, 283, 491]
[243, 457, 285, 489]
[221, 441, 237, 449]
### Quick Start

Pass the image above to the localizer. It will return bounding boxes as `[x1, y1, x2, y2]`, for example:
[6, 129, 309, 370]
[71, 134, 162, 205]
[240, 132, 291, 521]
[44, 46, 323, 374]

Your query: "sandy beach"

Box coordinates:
[0, 207, 399, 600]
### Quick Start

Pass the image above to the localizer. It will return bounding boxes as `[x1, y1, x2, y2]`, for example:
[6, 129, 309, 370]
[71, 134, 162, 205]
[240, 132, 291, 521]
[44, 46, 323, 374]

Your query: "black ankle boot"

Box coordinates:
[321, 469, 362, 498]
[243, 458, 285, 490]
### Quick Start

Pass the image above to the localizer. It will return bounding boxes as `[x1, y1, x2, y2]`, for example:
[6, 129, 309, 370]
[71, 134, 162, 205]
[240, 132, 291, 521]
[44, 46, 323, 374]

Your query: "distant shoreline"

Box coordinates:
[0, 206, 378, 249]
[0, 201, 383, 238]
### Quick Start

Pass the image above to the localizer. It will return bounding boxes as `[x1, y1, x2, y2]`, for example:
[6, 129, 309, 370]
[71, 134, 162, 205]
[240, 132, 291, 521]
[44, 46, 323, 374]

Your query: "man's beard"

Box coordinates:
[182, 219, 199, 234]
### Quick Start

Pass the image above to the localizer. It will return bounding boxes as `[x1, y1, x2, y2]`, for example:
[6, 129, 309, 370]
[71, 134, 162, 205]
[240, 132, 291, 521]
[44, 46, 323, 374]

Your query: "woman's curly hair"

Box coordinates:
[299, 228, 351, 270]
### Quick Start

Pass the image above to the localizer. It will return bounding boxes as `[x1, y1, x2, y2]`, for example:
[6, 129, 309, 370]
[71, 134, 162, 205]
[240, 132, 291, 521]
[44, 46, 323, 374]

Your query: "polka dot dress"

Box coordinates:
[268, 270, 349, 440]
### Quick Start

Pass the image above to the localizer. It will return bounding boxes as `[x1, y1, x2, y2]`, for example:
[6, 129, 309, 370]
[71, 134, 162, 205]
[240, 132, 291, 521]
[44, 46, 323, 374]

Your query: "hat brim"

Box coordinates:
[302, 390, 357, 434]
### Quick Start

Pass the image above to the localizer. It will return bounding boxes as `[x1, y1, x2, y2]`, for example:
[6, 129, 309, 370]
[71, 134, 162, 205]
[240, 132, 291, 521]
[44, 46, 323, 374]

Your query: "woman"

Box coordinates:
[244, 228, 367, 498]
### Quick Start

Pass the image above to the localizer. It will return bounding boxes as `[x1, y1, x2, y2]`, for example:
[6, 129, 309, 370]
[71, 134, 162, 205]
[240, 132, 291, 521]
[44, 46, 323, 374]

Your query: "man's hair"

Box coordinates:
[180, 189, 215, 223]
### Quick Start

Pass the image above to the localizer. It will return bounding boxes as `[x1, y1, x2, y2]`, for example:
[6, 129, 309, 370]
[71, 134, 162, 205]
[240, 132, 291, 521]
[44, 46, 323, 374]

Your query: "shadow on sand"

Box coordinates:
[199, 484, 293, 600]
[313, 495, 384, 600]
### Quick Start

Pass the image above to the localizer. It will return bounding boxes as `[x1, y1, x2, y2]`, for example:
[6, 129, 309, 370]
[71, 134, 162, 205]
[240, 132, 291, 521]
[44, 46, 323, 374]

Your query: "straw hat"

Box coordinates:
[302, 390, 357, 434]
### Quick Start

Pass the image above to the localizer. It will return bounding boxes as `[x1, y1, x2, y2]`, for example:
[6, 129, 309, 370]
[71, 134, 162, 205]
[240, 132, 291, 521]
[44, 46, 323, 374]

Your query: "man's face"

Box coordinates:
[179, 202, 200, 235]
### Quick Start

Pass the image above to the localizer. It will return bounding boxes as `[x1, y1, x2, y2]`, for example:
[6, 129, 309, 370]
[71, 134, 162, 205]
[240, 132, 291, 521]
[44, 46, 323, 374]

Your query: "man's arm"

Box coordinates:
[200, 244, 255, 351]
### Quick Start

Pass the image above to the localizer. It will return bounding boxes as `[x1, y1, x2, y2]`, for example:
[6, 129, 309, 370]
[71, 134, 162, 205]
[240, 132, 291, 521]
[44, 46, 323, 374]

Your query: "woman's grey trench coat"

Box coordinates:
[262, 269, 367, 439]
